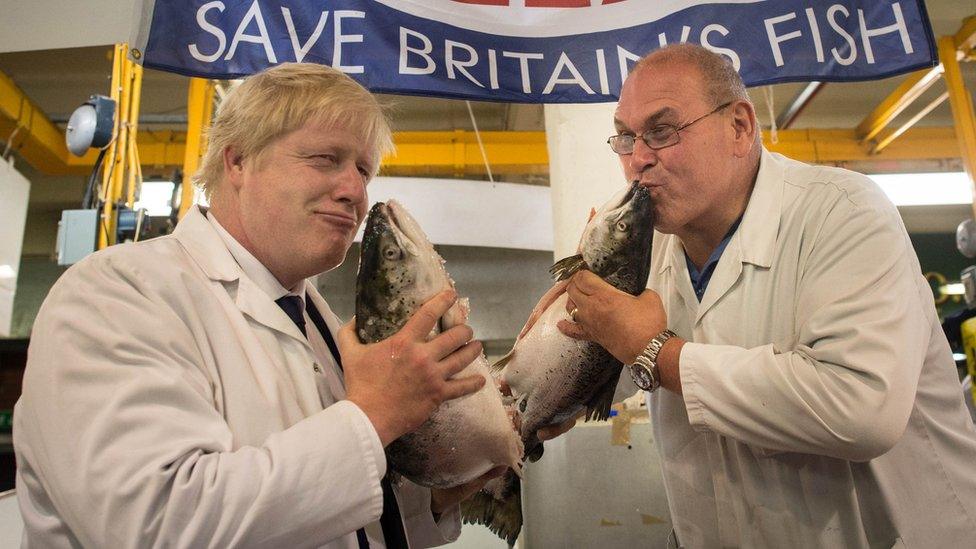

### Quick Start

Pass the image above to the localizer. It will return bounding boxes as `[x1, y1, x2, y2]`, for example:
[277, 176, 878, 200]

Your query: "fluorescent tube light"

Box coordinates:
[869, 172, 971, 206]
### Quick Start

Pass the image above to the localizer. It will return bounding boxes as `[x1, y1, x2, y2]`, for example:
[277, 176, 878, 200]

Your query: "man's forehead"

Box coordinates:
[615, 64, 706, 129]
[297, 118, 378, 156]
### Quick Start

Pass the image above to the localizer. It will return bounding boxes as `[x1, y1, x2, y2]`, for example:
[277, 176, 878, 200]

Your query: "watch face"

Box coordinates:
[630, 363, 654, 391]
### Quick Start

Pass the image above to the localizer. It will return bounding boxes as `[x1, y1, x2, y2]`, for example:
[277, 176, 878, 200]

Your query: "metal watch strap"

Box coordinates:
[629, 329, 677, 392]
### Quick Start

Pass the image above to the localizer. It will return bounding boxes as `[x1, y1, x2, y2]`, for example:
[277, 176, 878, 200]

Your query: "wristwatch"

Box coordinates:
[628, 329, 677, 392]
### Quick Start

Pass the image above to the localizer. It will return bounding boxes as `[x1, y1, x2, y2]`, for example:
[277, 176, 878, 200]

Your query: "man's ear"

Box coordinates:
[729, 100, 758, 158]
[222, 146, 246, 189]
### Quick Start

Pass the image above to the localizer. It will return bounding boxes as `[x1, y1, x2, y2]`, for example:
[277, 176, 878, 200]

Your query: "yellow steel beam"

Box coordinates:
[98, 44, 146, 248]
[98, 44, 128, 249]
[939, 34, 976, 219]
[855, 66, 944, 143]
[125, 62, 145, 207]
[179, 78, 215, 219]
[954, 15, 976, 54]
[8, 127, 968, 176]
[389, 130, 549, 176]
[872, 91, 949, 155]
[855, 16, 975, 149]
[0, 70, 101, 172]
[764, 127, 961, 164]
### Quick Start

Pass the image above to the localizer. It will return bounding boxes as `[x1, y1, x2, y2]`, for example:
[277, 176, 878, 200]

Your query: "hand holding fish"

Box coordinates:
[339, 289, 487, 446]
[559, 270, 666, 365]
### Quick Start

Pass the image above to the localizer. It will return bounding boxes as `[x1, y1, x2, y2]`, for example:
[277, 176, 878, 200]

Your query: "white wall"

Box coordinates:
[0, 160, 30, 336]
[358, 177, 553, 252]
[0, 0, 135, 53]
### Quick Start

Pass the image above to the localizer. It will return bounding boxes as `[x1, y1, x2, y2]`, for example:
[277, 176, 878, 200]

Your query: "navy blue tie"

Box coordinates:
[274, 294, 408, 549]
[275, 295, 307, 337]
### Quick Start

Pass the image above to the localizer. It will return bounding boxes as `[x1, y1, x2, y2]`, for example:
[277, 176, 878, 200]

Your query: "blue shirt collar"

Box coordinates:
[685, 216, 743, 302]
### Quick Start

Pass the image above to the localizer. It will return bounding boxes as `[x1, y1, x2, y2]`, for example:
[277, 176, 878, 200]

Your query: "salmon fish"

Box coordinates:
[356, 200, 523, 489]
[462, 182, 654, 543]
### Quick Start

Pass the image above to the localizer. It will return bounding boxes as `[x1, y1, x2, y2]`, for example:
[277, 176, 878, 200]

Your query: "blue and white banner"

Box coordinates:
[132, 0, 937, 103]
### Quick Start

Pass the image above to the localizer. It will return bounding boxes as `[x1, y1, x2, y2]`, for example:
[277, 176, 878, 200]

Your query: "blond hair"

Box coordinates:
[195, 63, 394, 200]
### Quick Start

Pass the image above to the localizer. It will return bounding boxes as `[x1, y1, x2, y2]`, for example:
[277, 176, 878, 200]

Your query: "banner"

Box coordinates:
[133, 0, 937, 103]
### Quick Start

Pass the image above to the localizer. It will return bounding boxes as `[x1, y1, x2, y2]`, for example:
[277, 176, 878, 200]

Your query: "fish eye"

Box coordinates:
[382, 245, 401, 260]
[616, 220, 629, 232]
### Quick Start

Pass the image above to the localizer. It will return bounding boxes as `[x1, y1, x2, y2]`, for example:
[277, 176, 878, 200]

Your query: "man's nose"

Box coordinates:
[333, 163, 367, 204]
[628, 137, 658, 178]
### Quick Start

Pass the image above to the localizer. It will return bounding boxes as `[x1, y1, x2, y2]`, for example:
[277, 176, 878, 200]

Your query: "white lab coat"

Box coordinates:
[650, 149, 976, 548]
[13, 206, 460, 548]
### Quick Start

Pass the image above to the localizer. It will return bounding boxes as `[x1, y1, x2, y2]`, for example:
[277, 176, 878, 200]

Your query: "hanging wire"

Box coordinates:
[2, 96, 28, 160]
[81, 149, 108, 209]
[763, 86, 778, 145]
[465, 100, 494, 183]
[1, 126, 21, 161]
[88, 131, 120, 208]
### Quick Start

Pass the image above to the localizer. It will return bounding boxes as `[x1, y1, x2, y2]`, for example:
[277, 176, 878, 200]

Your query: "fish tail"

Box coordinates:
[461, 472, 522, 546]
[549, 254, 588, 282]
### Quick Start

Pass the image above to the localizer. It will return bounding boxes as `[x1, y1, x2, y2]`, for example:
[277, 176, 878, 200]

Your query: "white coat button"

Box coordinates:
[313, 364, 322, 373]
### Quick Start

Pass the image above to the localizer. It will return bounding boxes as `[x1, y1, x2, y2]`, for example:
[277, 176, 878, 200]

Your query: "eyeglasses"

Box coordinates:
[607, 102, 732, 154]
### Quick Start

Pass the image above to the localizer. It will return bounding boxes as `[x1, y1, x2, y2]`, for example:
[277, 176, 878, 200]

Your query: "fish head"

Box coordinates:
[579, 183, 655, 294]
[356, 200, 453, 342]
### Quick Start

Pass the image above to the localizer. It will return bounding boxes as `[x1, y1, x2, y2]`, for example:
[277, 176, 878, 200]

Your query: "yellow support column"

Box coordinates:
[939, 35, 976, 220]
[178, 78, 215, 219]
[98, 44, 127, 249]
[97, 43, 145, 248]
[125, 63, 144, 207]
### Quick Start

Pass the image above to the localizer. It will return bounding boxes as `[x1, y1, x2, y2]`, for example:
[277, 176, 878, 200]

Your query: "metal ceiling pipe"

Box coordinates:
[775, 81, 824, 130]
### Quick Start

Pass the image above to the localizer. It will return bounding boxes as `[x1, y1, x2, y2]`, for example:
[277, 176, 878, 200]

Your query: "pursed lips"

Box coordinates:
[635, 178, 666, 188]
[313, 210, 358, 228]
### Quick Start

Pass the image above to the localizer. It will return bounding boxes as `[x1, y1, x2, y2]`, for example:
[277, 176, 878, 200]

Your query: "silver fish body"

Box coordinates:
[462, 183, 654, 543]
[500, 182, 655, 452]
[356, 200, 523, 489]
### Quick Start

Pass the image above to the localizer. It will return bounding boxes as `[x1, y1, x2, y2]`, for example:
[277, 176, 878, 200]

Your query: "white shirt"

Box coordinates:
[650, 149, 976, 548]
[13, 206, 459, 548]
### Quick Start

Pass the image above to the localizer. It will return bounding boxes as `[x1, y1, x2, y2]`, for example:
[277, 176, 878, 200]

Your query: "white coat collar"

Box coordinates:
[206, 210, 297, 301]
[172, 206, 309, 342]
[736, 147, 784, 269]
[172, 205, 244, 283]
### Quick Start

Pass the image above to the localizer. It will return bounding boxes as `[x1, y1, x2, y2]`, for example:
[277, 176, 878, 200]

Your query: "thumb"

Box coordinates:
[337, 317, 363, 350]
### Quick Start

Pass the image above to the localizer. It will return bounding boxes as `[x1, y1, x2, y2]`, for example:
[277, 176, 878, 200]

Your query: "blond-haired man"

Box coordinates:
[14, 63, 490, 548]
[562, 44, 976, 547]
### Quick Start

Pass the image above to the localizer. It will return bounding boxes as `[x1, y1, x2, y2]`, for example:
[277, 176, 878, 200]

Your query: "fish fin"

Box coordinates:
[516, 280, 569, 340]
[490, 350, 514, 373]
[584, 368, 623, 422]
[461, 473, 522, 546]
[549, 254, 588, 282]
